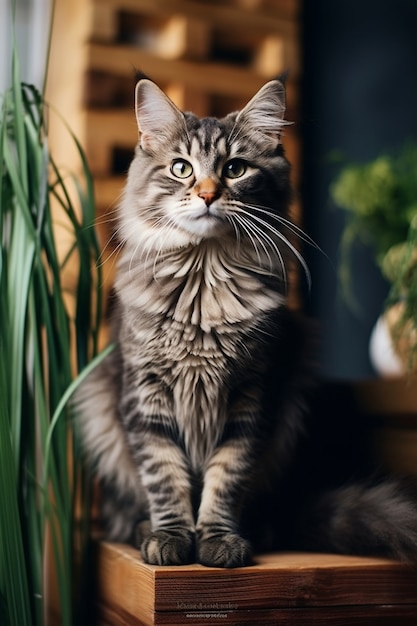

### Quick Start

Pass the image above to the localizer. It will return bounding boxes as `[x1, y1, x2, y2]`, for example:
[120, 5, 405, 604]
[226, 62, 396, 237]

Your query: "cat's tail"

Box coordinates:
[300, 478, 417, 562]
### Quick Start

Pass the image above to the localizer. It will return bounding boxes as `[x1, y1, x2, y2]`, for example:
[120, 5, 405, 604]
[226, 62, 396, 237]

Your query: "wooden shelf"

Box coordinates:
[88, 0, 298, 43]
[86, 43, 286, 97]
[96, 542, 417, 625]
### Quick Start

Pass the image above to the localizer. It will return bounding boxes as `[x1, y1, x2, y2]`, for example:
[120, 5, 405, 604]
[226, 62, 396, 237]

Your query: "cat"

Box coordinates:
[75, 78, 417, 568]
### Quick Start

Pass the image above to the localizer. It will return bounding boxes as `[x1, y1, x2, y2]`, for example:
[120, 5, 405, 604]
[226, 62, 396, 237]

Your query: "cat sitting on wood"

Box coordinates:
[75, 79, 417, 567]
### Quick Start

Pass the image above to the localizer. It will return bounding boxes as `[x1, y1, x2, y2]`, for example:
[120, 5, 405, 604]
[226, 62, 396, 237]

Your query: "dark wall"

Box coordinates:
[301, 0, 417, 379]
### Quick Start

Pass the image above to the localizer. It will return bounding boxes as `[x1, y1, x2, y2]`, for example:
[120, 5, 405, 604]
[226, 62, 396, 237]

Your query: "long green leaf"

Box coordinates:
[1, 36, 104, 626]
[0, 342, 32, 626]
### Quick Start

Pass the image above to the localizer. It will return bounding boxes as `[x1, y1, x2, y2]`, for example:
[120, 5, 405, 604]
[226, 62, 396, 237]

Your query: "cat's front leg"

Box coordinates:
[122, 385, 196, 565]
[130, 432, 196, 565]
[196, 441, 253, 568]
[196, 399, 260, 567]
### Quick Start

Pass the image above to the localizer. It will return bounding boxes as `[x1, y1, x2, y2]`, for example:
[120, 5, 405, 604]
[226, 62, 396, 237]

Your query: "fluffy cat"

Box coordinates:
[75, 79, 417, 567]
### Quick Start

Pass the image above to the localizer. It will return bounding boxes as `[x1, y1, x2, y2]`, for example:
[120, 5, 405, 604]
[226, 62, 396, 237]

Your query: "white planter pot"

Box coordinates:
[369, 314, 405, 377]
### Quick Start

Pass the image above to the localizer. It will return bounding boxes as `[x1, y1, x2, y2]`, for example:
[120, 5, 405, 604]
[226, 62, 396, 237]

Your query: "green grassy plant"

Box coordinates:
[0, 29, 106, 626]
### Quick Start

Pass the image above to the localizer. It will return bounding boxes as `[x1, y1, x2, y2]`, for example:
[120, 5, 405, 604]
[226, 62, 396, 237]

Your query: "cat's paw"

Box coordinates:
[141, 528, 195, 565]
[197, 533, 252, 568]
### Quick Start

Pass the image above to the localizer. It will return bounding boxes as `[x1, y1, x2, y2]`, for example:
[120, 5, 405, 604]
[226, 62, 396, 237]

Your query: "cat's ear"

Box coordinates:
[236, 80, 287, 149]
[135, 79, 187, 153]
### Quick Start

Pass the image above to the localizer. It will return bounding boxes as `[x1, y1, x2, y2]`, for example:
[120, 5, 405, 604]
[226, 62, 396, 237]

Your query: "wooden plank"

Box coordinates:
[90, 0, 297, 42]
[86, 43, 287, 96]
[96, 542, 417, 626]
[98, 543, 155, 626]
[99, 602, 417, 626]
[153, 553, 417, 612]
[231, 0, 300, 20]
[154, 17, 211, 61]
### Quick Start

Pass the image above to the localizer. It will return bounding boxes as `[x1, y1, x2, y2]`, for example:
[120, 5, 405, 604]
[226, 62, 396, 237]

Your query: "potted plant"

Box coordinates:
[330, 142, 417, 374]
[0, 25, 107, 626]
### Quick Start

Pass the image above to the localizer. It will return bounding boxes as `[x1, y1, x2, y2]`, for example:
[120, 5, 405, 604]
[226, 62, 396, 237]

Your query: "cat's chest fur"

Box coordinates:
[116, 240, 283, 337]
[115, 240, 284, 467]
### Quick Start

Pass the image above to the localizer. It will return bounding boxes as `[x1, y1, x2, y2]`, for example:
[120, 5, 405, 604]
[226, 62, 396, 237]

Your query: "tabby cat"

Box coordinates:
[75, 79, 417, 567]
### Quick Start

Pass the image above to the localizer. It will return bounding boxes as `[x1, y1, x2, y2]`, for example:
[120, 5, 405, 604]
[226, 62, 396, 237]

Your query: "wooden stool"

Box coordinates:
[96, 542, 417, 625]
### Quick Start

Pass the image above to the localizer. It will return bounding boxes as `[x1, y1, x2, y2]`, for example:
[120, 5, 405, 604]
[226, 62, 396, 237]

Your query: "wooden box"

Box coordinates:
[96, 542, 417, 625]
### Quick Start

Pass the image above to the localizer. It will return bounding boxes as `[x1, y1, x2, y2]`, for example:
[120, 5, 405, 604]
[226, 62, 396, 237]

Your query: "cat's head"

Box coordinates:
[120, 79, 292, 253]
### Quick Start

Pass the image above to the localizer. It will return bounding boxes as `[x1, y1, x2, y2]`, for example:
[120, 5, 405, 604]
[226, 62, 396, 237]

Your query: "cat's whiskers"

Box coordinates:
[97, 233, 125, 276]
[245, 202, 328, 281]
[231, 212, 273, 274]
[236, 213, 286, 285]
[237, 204, 311, 290]
[224, 214, 242, 249]
[94, 206, 120, 229]
[239, 209, 287, 277]
[229, 206, 288, 285]
[151, 217, 181, 283]
[133, 215, 170, 277]
[245, 203, 322, 253]
[94, 204, 132, 274]
[248, 216, 288, 286]
[93, 205, 124, 254]
[97, 222, 125, 266]
[225, 210, 262, 265]
[125, 217, 170, 278]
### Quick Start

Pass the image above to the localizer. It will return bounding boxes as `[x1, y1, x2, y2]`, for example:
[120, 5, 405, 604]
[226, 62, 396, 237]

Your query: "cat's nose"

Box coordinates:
[196, 178, 221, 207]
[198, 190, 219, 206]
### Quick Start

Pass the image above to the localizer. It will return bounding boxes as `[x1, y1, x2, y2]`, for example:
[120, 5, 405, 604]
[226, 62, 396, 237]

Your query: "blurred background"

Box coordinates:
[302, 0, 417, 379]
[2, 0, 416, 381]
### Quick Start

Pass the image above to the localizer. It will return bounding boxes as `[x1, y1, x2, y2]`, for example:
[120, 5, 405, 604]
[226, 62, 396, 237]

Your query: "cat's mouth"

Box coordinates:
[187, 199, 223, 221]
[178, 203, 230, 237]
[197, 205, 221, 219]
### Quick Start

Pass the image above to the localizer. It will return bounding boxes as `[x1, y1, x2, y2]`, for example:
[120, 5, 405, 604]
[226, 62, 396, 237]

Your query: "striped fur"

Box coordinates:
[75, 80, 417, 567]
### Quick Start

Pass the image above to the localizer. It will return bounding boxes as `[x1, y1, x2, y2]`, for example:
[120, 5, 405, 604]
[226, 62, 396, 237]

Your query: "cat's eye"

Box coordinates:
[170, 159, 193, 179]
[223, 159, 247, 179]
